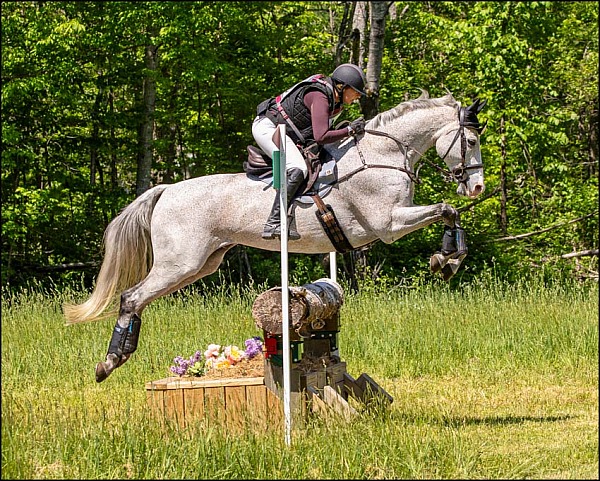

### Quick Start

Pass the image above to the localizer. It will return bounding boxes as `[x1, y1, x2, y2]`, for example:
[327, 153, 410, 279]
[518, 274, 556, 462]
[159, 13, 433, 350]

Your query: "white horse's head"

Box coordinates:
[435, 98, 487, 198]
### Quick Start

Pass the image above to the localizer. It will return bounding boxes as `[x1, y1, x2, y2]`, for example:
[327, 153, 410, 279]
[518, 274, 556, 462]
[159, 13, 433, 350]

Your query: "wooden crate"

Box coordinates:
[145, 376, 283, 431]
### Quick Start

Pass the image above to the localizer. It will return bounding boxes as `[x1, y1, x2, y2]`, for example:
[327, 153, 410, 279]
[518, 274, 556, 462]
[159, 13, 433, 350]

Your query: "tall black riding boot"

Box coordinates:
[262, 168, 305, 240]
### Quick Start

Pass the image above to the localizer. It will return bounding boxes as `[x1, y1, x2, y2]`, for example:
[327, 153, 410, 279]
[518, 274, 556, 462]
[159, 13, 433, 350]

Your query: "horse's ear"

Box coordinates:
[443, 88, 455, 103]
[416, 88, 429, 100]
[470, 98, 487, 114]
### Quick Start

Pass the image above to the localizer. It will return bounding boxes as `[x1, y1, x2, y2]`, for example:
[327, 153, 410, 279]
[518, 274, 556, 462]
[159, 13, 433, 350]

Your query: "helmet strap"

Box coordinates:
[336, 83, 348, 104]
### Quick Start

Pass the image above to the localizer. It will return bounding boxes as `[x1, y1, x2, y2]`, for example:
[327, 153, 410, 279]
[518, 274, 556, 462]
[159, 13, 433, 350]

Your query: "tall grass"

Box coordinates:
[2, 274, 597, 479]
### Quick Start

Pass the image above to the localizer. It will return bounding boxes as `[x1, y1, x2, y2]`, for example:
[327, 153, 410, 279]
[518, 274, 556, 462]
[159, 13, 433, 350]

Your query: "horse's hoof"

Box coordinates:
[430, 253, 447, 273]
[441, 258, 462, 281]
[95, 362, 110, 383]
[441, 264, 456, 281]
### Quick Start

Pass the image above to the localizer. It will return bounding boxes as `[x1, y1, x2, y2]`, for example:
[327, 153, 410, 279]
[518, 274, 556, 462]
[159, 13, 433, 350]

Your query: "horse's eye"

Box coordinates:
[467, 137, 477, 147]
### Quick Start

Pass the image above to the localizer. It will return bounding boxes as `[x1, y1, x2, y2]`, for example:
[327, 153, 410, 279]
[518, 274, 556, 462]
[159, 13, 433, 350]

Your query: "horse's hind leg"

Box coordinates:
[95, 245, 235, 382]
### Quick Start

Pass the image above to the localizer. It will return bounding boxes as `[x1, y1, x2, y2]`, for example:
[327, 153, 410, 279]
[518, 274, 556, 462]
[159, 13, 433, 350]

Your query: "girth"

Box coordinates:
[311, 194, 354, 254]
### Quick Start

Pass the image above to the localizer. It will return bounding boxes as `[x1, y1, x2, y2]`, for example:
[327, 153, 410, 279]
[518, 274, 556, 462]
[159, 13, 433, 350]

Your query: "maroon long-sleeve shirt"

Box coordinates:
[303, 90, 350, 145]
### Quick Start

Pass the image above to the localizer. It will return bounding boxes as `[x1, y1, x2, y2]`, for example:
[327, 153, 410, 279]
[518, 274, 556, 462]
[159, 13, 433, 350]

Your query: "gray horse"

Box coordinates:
[63, 90, 486, 382]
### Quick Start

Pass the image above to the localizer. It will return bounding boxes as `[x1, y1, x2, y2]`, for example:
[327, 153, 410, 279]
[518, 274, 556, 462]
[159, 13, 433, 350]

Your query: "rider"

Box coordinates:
[253, 63, 367, 240]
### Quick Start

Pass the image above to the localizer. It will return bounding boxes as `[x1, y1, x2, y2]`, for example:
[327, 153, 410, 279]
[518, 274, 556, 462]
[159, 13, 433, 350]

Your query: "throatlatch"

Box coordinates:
[107, 314, 142, 365]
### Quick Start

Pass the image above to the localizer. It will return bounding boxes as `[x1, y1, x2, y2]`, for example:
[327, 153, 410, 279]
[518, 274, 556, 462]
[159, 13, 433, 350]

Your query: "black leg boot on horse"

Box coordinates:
[430, 224, 468, 281]
[262, 167, 305, 240]
[95, 314, 142, 382]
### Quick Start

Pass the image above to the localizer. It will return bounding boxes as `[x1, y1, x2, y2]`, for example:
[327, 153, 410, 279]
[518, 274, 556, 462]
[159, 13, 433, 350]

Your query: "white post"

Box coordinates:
[329, 251, 339, 358]
[329, 252, 337, 283]
[277, 124, 292, 446]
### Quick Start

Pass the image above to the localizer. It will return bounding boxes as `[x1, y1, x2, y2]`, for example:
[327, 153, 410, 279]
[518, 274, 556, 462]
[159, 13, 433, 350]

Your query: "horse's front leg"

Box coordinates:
[381, 202, 459, 243]
[381, 202, 467, 281]
[429, 210, 468, 281]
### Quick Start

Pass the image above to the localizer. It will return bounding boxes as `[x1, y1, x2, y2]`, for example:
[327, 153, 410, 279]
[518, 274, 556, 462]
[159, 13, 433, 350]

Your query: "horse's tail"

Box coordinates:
[63, 185, 169, 325]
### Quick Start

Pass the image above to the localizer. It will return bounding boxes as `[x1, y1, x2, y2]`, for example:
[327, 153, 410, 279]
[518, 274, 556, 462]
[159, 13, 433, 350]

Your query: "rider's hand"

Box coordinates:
[348, 118, 366, 136]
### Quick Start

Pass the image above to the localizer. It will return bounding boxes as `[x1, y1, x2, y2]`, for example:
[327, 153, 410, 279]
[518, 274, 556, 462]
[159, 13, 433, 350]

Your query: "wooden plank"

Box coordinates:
[164, 389, 185, 427]
[322, 385, 358, 421]
[326, 362, 347, 386]
[343, 372, 365, 402]
[265, 386, 284, 426]
[306, 386, 328, 416]
[145, 378, 173, 391]
[302, 370, 326, 390]
[303, 339, 332, 358]
[195, 377, 264, 388]
[204, 387, 226, 425]
[245, 384, 270, 426]
[336, 380, 348, 401]
[264, 362, 303, 395]
[316, 371, 327, 389]
[183, 387, 205, 424]
[146, 388, 165, 422]
[263, 361, 281, 406]
[356, 373, 394, 405]
[225, 385, 246, 431]
[302, 372, 319, 391]
[146, 376, 264, 390]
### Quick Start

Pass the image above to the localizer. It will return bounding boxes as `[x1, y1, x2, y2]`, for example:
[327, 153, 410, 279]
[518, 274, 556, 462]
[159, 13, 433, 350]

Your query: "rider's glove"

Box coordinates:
[347, 118, 366, 136]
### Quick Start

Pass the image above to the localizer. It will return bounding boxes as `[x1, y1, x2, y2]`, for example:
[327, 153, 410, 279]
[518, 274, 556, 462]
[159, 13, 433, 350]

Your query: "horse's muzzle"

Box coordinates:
[469, 183, 485, 198]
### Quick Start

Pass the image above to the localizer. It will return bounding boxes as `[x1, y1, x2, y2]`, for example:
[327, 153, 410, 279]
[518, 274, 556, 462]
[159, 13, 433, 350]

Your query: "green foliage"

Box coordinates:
[1, 1, 597, 290]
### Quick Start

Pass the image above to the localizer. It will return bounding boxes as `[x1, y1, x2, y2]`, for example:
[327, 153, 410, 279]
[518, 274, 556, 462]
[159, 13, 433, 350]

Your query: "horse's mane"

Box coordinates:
[368, 90, 459, 130]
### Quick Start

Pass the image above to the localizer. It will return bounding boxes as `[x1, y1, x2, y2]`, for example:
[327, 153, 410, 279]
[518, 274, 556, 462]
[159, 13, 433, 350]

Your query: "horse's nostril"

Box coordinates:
[471, 184, 484, 197]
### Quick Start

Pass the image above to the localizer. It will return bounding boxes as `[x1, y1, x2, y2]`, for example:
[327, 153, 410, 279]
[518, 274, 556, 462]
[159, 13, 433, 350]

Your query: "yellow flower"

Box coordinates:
[215, 358, 231, 370]
[225, 345, 245, 365]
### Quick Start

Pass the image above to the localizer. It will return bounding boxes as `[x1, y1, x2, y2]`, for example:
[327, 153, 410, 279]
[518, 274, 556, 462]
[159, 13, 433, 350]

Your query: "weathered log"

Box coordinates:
[252, 278, 344, 335]
[561, 249, 599, 259]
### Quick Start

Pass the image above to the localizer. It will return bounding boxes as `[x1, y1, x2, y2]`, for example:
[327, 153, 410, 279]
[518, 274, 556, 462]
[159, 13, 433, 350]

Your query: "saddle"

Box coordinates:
[243, 144, 337, 204]
[244, 143, 353, 253]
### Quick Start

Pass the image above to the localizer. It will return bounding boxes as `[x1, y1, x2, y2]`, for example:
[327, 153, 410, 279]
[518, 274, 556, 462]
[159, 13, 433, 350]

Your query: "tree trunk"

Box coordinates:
[252, 279, 344, 335]
[343, 1, 389, 291]
[361, 1, 387, 120]
[136, 43, 158, 197]
[334, 1, 356, 65]
[90, 84, 104, 186]
[344, 1, 389, 291]
[500, 114, 508, 234]
[351, 1, 368, 68]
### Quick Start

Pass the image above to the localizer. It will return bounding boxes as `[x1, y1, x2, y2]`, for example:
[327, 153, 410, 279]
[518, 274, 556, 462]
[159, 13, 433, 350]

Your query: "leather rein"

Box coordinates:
[335, 106, 484, 186]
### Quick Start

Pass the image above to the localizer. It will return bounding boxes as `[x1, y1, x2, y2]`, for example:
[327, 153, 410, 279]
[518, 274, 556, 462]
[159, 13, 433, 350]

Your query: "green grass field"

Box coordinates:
[2, 274, 598, 479]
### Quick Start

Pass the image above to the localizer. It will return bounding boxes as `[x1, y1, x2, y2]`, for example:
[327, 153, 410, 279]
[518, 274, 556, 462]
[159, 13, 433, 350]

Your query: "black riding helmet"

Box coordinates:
[331, 63, 367, 96]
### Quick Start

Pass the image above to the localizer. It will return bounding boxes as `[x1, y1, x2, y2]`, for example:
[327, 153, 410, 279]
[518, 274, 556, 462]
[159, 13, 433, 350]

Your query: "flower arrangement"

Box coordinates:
[169, 336, 264, 378]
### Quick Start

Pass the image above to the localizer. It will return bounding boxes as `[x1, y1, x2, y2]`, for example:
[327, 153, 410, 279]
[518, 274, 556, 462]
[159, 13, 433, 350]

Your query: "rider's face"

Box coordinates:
[342, 87, 362, 105]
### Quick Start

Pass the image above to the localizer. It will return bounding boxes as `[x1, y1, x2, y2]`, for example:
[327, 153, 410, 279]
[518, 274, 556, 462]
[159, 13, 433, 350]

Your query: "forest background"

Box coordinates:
[1, 1, 598, 292]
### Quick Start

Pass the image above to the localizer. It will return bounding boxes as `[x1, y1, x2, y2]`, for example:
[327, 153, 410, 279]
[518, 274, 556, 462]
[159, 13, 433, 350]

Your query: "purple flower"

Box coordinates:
[170, 364, 187, 376]
[170, 355, 193, 376]
[244, 337, 263, 359]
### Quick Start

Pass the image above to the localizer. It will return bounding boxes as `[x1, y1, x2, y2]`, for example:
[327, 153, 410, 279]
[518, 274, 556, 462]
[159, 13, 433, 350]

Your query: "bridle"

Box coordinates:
[337, 105, 485, 186]
[438, 106, 486, 183]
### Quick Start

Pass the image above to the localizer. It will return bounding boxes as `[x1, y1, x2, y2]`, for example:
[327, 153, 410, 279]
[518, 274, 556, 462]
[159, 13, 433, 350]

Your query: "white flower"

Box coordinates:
[204, 344, 221, 360]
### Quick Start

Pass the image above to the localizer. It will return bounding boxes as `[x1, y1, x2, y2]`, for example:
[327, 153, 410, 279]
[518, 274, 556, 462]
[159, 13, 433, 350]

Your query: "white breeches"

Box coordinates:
[252, 115, 308, 177]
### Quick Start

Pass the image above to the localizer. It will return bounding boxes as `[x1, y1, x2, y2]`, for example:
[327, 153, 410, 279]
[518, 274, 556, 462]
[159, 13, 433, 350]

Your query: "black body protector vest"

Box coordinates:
[267, 74, 343, 145]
